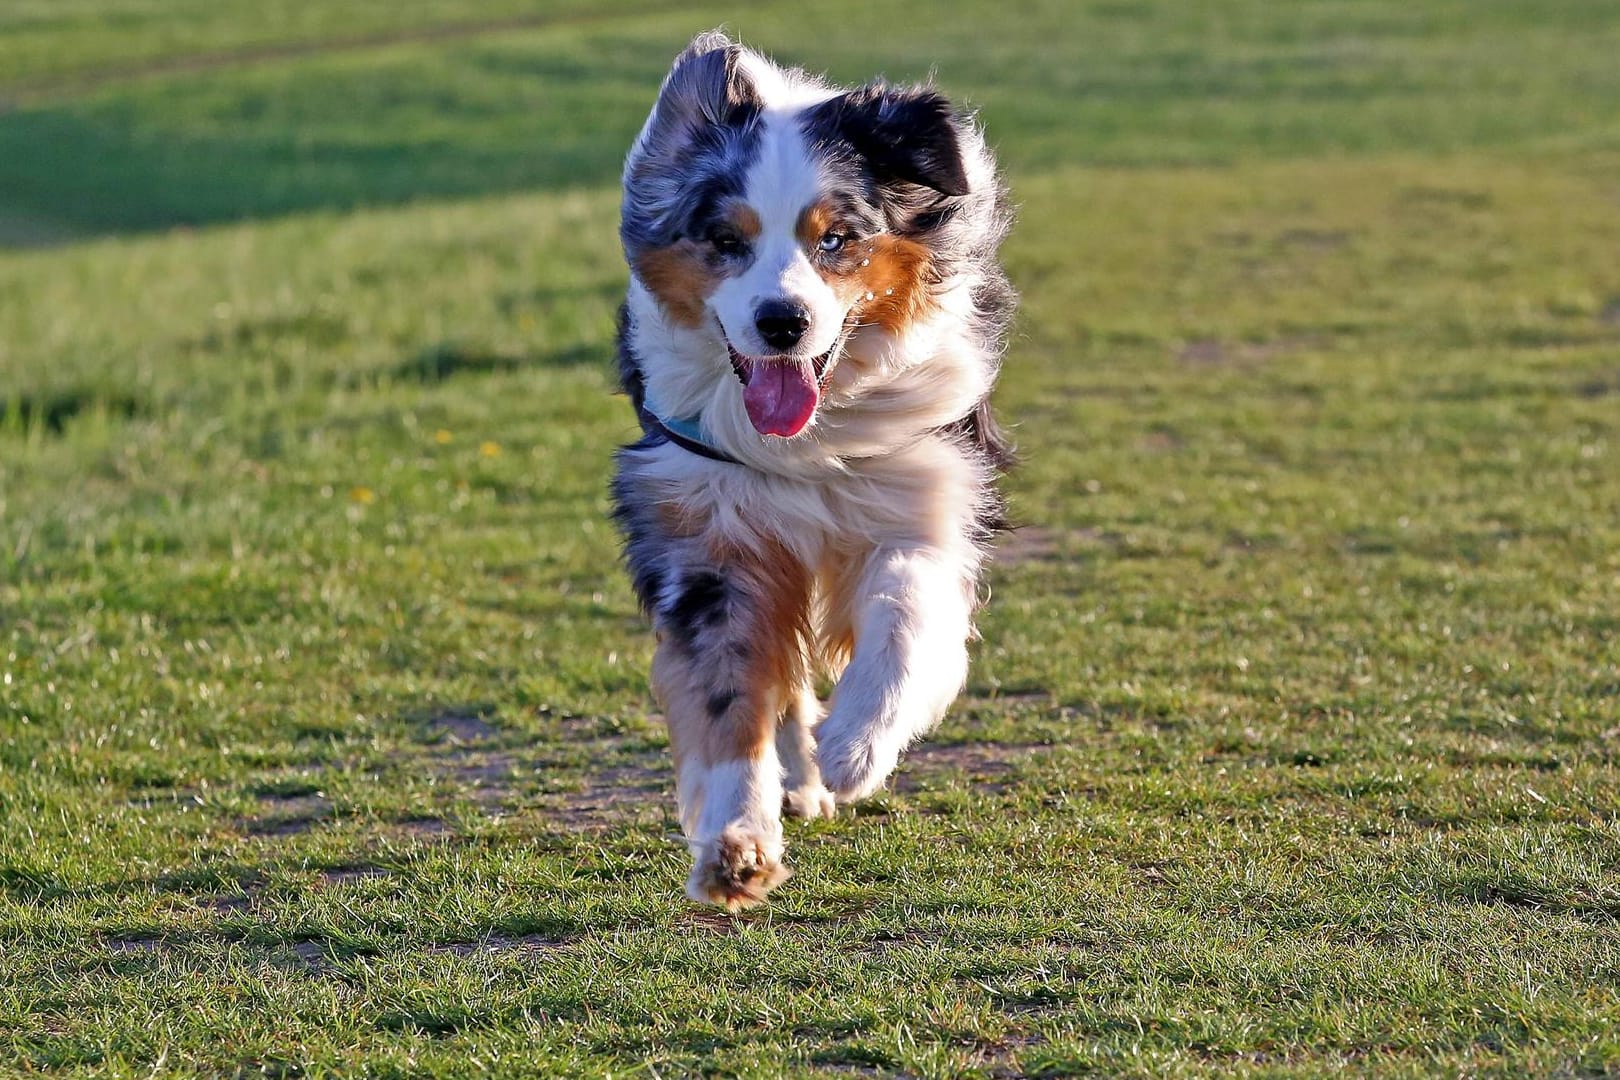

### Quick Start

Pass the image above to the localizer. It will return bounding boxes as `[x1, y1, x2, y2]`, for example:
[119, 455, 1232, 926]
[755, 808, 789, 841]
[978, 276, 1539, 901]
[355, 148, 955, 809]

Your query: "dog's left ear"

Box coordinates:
[812, 83, 971, 197]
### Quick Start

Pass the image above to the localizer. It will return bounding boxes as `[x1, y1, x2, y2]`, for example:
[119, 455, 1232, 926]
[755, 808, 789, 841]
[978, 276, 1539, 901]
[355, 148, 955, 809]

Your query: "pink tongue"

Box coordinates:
[741, 362, 819, 437]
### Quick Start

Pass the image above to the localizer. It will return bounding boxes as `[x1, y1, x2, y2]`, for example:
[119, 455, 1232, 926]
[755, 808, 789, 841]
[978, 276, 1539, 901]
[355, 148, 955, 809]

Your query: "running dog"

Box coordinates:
[611, 31, 1015, 908]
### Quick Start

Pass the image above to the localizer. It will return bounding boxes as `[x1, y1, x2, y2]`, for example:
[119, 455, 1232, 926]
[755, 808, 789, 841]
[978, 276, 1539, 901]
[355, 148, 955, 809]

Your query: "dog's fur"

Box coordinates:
[611, 31, 1015, 909]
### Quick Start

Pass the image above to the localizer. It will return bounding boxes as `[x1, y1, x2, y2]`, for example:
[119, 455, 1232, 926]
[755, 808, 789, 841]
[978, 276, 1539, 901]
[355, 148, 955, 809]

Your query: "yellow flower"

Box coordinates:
[479, 441, 501, 458]
[433, 429, 453, 444]
[349, 486, 375, 505]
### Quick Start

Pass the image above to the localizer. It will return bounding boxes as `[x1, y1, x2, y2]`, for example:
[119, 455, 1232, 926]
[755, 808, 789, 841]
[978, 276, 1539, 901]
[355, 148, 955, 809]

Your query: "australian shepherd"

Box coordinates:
[611, 31, 1015, 909]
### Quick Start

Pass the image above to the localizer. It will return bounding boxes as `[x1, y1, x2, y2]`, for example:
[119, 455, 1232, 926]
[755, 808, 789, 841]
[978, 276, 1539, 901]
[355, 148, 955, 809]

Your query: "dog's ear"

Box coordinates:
[813, 83, 971, 197]
[641, 31, 758, 148]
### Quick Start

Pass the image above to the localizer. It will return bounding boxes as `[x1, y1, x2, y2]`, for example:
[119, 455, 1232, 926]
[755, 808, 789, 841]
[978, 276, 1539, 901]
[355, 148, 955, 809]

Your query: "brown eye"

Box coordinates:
[709, 229, 745, 255]
[818, 232, 847, 254]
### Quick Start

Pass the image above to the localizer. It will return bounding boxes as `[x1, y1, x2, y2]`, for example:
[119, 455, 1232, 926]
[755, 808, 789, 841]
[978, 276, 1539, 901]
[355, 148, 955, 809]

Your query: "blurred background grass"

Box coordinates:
[5, 1, 1620, 236]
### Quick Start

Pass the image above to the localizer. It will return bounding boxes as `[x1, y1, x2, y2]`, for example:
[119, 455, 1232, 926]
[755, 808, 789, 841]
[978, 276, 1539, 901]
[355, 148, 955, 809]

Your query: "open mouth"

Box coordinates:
[726, 338, 842, 439]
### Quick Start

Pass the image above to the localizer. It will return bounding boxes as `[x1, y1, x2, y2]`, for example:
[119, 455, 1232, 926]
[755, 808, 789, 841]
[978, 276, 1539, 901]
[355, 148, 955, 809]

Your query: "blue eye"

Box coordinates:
[818, 232, 846, 253]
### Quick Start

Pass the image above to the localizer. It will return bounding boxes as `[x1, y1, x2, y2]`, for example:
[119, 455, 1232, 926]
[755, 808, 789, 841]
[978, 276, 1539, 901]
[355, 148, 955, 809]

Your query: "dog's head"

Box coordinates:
[621, 32, 984, 438]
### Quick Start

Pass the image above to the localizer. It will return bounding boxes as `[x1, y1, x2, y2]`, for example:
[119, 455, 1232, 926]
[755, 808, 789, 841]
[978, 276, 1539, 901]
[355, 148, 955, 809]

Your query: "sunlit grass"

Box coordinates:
[2, 2, 1619, 1076]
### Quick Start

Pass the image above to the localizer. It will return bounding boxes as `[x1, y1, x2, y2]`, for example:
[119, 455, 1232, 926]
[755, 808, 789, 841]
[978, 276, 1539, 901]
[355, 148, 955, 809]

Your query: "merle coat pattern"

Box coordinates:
[612, 31, 1014, 908]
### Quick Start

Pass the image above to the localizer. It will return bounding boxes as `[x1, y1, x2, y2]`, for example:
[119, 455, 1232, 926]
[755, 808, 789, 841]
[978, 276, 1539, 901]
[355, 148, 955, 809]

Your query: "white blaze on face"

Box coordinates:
[708, 111, 846, 362]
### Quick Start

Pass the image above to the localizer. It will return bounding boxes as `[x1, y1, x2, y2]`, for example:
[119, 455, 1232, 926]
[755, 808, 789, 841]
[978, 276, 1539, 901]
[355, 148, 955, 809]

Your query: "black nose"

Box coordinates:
[755, 300, 809, 352]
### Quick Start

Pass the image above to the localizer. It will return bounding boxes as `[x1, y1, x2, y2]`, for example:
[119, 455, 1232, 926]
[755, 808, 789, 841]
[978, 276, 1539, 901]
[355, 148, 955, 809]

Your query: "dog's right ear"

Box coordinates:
[639, 31, 759, 151]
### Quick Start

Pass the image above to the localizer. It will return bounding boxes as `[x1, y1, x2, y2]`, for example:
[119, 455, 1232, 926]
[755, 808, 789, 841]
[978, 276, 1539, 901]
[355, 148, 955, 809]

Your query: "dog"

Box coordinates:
[611, 30, 1015, 909]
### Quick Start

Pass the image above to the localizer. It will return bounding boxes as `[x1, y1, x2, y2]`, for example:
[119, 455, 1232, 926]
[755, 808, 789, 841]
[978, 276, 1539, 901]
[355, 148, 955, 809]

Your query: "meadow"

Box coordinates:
[2, 1, 1619, 1075]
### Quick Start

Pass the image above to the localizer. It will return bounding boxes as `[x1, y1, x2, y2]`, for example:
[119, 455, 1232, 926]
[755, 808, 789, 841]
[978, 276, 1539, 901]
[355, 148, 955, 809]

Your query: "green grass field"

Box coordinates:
[3, 1, 1620, 1075]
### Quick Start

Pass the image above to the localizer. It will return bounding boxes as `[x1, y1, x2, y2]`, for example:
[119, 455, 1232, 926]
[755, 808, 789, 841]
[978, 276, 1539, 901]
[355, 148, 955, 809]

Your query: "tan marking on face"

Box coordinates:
[797, 200, 936, 335]
[843, 234, 934, 334]
[796, 202, 834, 248]
[632, 241, 716, 328]
[730, 203, 762, 240]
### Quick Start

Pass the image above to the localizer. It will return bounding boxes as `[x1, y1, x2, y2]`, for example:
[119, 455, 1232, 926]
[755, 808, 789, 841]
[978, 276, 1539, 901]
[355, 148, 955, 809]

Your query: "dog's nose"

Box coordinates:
[755, 300, 810, 352]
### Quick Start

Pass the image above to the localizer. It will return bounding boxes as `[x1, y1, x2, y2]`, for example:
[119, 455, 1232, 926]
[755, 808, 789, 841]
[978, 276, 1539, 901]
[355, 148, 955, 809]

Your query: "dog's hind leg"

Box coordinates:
[650, 543, 812, 910]
[778, 683, 836, 820]
[815, 545, 977, 801]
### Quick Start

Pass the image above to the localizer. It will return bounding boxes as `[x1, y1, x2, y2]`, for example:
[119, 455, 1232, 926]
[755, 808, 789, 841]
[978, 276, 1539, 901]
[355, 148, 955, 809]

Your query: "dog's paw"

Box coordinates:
[783, 782, 837, 820]
[686, 826, 791, 911]
[815, 716, 901, 801]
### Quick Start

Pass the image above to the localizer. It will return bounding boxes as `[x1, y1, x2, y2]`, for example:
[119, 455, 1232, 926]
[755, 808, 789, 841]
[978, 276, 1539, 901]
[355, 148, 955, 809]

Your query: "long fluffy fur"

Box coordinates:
[612, 32, 1015, 909]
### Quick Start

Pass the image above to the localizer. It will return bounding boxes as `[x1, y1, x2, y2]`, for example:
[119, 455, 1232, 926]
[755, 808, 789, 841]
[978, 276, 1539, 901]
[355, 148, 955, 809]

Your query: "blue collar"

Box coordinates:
[637, 405, 743, 465]
[660, 412, 715, 448]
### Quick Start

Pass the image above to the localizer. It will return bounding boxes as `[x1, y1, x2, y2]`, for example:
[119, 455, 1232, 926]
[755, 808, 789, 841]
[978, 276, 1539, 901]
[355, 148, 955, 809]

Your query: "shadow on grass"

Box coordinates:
[8, 0, 1620, 247]
[391, 341, 600, 384]
[1440, 873, 1620, 923]
[0, 32, 678, 242]
[0, 388, 147, 435]
[0, 862, 268, 903]
[0, 338, 602, 444]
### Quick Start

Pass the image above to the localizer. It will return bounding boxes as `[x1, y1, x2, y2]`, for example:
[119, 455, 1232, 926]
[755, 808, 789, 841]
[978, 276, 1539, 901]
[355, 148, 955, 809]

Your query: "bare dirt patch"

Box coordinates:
[539, 759, 671, 829]
[974, 690, 1055, 706]
[438, 751, 523, 810]
[290, 940, 330, 973]
[447, 752, 516, 783]
[681, 910, 754, 935]
[403, 710, 672, 827]
[404, 707, 525, 805]
[318, 865, 391, 886]
[1178, 334, 1323, 366]
[996, 525, 1127, 566]
[204, 893, 256, 914]
[425, 710, 498, 744]
[1139, 429, 1185, 453]
[393, 816, 451, 839]
[429, 934, 569, 957]
[893, 742, 1042, 793]
[996, 525, 1060, 565]
[974, 1032, 1048, 1080]
[245, 794, 333, 836]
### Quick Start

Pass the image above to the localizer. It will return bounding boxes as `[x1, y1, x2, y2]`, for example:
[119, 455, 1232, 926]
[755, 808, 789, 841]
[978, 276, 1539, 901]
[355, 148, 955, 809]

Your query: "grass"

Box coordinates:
[2, 1, 1619, 1076]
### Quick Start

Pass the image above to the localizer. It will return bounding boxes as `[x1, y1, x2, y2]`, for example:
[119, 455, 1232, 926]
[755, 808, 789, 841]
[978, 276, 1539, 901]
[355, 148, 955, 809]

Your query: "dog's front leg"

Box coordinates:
[778, 683, 837, 820]
[816, 545, 976, 800]
[650, 556, 809, 909]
